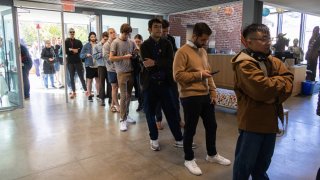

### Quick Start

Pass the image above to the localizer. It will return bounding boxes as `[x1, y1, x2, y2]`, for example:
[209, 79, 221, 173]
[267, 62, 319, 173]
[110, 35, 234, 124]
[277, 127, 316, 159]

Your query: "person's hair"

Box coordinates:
[193, 23, 212, 36]
[242, 23, 270, 39]
[134, 34, 143, 41]
[161, 19, 170, 29]
[102, 31, 109, 38]
[148, 18, 162, 29]
[108, 28, 115, 33]
[88, 32, 96, 41]
[120, 23, 132, 34]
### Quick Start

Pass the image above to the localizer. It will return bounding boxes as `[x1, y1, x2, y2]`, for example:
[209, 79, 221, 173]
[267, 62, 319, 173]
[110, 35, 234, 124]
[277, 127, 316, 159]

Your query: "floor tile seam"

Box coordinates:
[12, 160, 82, 180]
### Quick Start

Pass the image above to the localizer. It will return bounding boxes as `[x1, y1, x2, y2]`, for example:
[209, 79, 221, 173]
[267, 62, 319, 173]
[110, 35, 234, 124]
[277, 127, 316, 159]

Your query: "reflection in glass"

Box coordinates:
[0, 5, 21, 110]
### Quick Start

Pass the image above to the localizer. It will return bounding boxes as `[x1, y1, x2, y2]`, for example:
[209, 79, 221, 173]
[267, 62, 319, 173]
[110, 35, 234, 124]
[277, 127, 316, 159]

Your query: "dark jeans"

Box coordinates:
[306, 57, 319, 81]
[233, 130, 276, 180]
[33, 59, 40, 77]
[143, 81, 182, 141]
[98, 66, 111, 101]
[180, 94, 217, 160]
[68, 63, 86, 92]
[317, 91, 320, 115]
[156, 84, 180, 122]
[155, 102, 162, 121]
[22, 66, 31, 98]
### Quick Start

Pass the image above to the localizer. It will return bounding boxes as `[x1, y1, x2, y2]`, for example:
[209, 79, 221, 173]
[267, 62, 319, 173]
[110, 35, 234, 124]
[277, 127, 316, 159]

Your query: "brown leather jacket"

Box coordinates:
[231, 52, 293, 133]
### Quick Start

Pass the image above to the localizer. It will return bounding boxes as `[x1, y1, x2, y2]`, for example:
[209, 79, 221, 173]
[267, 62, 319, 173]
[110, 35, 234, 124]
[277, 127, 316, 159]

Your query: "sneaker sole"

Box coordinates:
[150, 146, 160, 151]
[173, 144, 197, 149]
[184, 166, 202, 176]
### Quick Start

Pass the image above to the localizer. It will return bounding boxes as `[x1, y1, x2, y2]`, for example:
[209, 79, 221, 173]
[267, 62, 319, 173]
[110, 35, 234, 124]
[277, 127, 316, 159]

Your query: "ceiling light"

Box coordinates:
[81, 0, 114, 5]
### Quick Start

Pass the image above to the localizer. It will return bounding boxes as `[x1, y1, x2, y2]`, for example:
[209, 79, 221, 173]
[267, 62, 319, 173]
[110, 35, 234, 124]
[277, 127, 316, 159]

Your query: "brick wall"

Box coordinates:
[169, 1, 243, 53]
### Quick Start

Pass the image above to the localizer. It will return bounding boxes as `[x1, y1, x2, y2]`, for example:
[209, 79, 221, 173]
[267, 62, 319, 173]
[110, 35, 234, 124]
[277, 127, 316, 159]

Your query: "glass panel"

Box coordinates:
[262, 13, 278, 44]
[0, 6, 21, 109]
[64, 12, 91, 43]
[130, 18, 149, 41]
[102, 15, 127, 37]
[282, 12, 302, 47]
[304, 14, 320, 54]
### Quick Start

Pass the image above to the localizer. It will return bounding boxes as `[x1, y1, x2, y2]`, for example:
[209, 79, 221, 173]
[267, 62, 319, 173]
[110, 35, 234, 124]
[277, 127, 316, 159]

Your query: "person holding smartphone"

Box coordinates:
[173, 22, 231, 176]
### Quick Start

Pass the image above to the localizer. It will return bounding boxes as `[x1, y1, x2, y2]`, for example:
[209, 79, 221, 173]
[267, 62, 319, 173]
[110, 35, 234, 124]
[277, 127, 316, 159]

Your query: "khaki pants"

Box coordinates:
[117, 72, 134, 120]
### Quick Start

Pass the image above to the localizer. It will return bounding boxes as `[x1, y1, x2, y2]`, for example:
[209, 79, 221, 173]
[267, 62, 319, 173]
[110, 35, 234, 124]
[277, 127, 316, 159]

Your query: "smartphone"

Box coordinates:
[210, 70, 220, 75]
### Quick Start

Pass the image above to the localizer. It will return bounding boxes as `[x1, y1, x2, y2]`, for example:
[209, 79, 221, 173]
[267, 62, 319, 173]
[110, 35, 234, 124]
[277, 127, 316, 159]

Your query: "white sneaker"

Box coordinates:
[184, 159, 202, 176]
[150, 140, 160, 151]
[174, 141, 197, 149]
[126, 115, 136, 124]
[119, 120, 127, 131]
[206, 153, 231, 166]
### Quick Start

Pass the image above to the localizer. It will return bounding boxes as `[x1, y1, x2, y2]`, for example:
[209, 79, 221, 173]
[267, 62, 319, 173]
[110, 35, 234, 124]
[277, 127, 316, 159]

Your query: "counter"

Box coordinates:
[207, 54, 235, 89]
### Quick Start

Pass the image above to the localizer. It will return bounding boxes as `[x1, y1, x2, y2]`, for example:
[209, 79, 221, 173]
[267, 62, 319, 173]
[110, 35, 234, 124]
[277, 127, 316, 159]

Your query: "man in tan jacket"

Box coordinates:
[232, 23, 293, 180]
[173, 22, 231, 176]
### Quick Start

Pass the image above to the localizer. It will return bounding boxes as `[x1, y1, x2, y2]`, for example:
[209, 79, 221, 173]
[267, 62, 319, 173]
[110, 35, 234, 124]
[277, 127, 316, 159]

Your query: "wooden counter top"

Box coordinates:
[208, 54, 235, 89]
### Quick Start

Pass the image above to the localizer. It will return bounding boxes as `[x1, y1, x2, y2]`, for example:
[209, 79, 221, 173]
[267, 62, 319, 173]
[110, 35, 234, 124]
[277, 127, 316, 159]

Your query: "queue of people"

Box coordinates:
[18, 18, 300, 179]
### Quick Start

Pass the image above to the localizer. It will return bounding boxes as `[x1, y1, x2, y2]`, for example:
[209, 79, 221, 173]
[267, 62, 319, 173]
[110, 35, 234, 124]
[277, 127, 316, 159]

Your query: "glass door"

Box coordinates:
[0, 6, 22, 110]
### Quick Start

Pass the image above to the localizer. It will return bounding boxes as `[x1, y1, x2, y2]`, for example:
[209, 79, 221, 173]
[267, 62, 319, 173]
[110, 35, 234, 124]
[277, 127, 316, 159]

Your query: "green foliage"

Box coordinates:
[19, 23, 89, 46]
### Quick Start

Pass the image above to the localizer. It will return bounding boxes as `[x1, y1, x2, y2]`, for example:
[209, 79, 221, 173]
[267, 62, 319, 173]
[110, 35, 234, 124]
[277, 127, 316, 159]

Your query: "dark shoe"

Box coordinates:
[101, 100, 105, 106]
[108, 98, 112, 105]
[88, 95, 93, 102]
[136, 105, 143, 112]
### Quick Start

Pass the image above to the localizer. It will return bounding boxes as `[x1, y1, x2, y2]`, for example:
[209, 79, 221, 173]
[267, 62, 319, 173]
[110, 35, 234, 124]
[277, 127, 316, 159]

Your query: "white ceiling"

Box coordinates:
[16, 0, 240, 15]
[261, 0, 320, 16]
[12, 0, 320, 16]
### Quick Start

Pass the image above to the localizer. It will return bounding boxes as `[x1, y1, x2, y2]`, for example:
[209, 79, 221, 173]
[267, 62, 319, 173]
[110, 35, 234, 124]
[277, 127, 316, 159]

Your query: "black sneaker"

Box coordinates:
[88, 95, 93, 102]
[136, 105, 143, 112]
[101, 100, 105, 106]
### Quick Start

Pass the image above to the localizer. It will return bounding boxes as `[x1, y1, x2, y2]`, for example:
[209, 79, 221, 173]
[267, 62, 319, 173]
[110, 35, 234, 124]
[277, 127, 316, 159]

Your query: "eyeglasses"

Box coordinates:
[69, 31, 75, 34]
[250, 37, 273, 42]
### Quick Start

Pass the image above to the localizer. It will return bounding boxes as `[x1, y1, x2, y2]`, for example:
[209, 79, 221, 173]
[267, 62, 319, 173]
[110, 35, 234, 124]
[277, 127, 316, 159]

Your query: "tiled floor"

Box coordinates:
[0, 87, 319, 180]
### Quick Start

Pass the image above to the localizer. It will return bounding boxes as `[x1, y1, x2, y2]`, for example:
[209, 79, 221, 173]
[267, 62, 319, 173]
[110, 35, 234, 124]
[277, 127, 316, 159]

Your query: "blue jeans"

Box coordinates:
[43, 74, 54, 88]
[143, 81, 182, 141]
[22, 66, 31, 98]
[233, 130, 276, 180]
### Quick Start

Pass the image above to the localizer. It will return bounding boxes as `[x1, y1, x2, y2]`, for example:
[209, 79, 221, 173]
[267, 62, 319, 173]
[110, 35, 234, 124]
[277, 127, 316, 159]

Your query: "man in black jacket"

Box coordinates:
[140, 18, 183, 151]
[65, 28, 87, 98]
[21, 44, 33, 99]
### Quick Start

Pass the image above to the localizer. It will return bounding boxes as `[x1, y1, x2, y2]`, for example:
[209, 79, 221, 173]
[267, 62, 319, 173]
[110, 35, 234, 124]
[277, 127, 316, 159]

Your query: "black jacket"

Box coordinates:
[21, 44, 33, 70]
[65, 38, 83, 64]
[140, 36, 174, 90]
[41, 47, 55, 74]
[166, 34, 178, 53]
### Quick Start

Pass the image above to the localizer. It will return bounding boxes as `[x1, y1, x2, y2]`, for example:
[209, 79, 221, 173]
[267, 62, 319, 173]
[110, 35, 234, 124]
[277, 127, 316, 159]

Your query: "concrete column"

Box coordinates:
[242, 0, 263, 28]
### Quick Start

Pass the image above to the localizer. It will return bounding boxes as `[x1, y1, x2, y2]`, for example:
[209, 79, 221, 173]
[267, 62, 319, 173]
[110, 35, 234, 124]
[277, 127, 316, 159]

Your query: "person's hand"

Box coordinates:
[86, 53, 92, 57]
[210, 96, 217, 105]
[201, 70, 212, 79]
[72, 49, 79, 53]
[143, 58, 156, 68]
[49, 58, 54, 61]
[123, 53, 132, 60]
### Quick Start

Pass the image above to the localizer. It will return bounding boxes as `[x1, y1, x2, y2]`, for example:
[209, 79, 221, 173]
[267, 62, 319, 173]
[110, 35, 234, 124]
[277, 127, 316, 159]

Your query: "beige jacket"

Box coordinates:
[173, 42, 216, 99]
